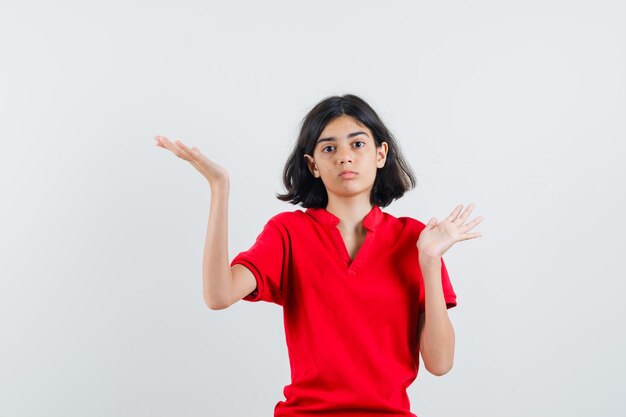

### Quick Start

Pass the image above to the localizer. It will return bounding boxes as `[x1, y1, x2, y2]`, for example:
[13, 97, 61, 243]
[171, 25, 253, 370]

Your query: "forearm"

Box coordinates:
[419, 255, 455, 375]
[202, 180, 232, 309]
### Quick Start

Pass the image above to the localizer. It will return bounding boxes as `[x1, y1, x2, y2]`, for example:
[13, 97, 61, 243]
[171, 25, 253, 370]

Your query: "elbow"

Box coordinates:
[426, 360, 454, 376]
[206, 301, 229, 310]
[204, 295, 230, 310]
[428, 364, 453, 377]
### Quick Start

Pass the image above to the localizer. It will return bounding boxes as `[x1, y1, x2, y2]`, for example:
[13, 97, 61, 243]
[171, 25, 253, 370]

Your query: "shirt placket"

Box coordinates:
[328, 226, 374, 276]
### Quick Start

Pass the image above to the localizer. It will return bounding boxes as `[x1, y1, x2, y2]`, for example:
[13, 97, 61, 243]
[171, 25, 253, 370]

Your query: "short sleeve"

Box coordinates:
[418, 257, 457, 313]
[230, 217, 288, 305]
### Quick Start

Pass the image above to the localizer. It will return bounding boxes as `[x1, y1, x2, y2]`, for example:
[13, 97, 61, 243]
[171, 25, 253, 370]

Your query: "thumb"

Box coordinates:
[426, 217, 438, 230]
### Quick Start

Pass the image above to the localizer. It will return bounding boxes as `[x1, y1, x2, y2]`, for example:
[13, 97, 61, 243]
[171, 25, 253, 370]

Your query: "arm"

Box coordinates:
[153, 136, 256, 310]
[202, 179, 257, 309]
[417, 254, 455, 376]
[415, 203, 483, 375]
[202, 180, 233, 309]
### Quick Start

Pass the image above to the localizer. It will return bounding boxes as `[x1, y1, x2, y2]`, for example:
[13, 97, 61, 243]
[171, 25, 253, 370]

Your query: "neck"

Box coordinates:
[325, 197, 373, 234]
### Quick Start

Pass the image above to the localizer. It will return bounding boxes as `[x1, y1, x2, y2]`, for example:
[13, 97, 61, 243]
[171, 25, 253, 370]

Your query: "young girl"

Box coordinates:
[154, 94, 483, 417]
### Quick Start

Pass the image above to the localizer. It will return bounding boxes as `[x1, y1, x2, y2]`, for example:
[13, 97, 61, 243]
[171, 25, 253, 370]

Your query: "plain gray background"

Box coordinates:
[1, 0, 624, 416]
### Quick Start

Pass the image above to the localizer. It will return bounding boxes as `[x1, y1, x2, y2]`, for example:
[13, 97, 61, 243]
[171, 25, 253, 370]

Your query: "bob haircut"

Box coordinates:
[276, 94, 417, 208]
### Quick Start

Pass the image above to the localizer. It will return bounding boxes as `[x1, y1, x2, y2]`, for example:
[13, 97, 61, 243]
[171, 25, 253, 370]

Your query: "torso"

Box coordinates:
[338, 229, 367, 261]
[232, 205, 459, 415]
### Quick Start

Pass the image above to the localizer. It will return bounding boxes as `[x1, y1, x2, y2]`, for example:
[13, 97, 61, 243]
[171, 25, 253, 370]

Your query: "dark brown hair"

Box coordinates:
[276, 94, 417, 208]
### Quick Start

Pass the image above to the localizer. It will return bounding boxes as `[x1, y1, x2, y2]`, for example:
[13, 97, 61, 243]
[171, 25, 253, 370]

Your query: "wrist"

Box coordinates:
[419, 253, 441, 268]
[210, 177, 230, 192]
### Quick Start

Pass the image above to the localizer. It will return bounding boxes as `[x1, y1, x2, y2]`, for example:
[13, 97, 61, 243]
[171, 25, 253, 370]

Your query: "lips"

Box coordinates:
[339, 170, 357, 179]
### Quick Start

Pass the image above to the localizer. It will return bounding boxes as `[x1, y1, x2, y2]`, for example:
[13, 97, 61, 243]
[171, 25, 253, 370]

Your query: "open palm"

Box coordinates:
[154, 135, 229, 186]
[417, 203, 484, 259]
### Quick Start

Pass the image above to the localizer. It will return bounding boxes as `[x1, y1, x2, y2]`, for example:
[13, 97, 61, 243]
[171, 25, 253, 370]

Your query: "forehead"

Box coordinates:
[318, 115, 370, 137]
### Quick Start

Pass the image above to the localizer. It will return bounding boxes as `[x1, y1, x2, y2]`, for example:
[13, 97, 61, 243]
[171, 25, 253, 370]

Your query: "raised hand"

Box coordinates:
[154, 135, 230, 188]
[417, 203, 484, 260]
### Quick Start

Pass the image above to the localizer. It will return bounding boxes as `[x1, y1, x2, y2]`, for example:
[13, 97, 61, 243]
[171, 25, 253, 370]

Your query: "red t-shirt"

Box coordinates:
[230, 204, 457, 417]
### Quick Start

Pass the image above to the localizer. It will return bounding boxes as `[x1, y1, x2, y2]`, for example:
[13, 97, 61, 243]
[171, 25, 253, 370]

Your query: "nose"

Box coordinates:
[336, 145, 353, 165]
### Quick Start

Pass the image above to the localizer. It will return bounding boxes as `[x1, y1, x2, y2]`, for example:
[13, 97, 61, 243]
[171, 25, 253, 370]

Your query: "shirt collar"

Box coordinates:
[305, 204, 383, 232]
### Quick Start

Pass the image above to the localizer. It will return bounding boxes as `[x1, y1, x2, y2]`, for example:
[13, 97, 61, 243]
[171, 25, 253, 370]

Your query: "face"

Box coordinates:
[304, 115, 388, 202]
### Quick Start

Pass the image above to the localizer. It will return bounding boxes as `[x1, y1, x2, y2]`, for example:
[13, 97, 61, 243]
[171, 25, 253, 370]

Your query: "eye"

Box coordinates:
[320, 141, 365, 153]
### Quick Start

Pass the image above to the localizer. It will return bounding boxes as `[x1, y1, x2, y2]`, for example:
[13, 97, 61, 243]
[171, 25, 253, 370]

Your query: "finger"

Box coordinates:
[462, 215, 484, 231]
[457, 203, 476, 224]
[428, 217, 438, 229]
[159, 137, 194, 161]
[457, 232, 482, 242]
[177, 141, 209, 173]
[157, 135, 176, 150]
[162, 137, 186, 154]
[176, 140, 200, 155]
[423, 217, 435, 230]
[175, 140, 190, 152]
[154, 135, 166, 148]
[177, 140, 203, 161]
[157, 136, 179, 152]
[459, 203, 483, 224]
[444, 204, 463, 223]
[474, 215, 484, 225]
[460, 231, 482, 241]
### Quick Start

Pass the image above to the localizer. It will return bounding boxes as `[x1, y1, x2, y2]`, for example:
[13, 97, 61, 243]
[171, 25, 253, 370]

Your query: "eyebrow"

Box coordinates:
[316, 131, 369, 144]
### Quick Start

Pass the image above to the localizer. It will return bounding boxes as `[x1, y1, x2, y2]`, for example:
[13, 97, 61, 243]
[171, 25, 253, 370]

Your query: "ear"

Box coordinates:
[376, 142, 388, 169]
[303, 154, 320, 178]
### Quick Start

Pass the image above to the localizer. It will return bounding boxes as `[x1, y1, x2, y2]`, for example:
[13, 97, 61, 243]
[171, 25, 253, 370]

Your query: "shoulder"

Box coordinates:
[264, 209, 308, 229]
[388, 212, 428, 236]
[384, 210, 426, 229]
